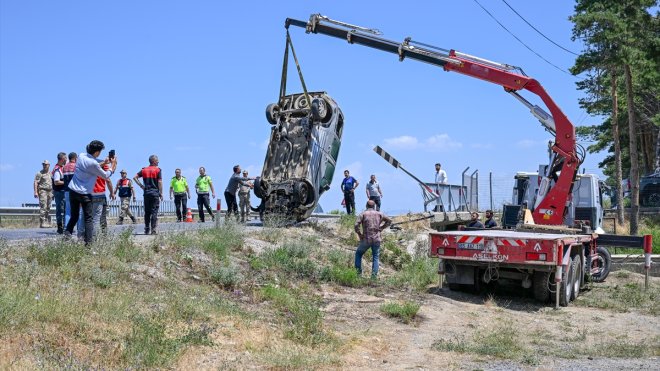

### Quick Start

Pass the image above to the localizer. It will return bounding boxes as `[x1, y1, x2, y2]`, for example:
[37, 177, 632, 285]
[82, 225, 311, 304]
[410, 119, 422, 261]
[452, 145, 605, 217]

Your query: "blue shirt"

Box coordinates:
[341, 176, 357, 192]
[68, 153, 112, 195]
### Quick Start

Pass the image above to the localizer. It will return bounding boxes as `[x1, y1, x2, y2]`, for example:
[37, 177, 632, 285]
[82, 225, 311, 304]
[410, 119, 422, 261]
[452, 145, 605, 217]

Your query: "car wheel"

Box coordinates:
[644, 192, 660, 207]
[591, 246, 611, 283]
[253, 178, 267, 199]
[265, 104, 279, 125]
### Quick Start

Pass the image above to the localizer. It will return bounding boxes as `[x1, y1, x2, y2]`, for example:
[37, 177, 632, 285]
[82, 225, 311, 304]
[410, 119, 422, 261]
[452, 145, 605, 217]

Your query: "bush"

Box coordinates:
[380, 301, 420, 324]
[209, 264, 243, 290]
[254, 240, 319, 279]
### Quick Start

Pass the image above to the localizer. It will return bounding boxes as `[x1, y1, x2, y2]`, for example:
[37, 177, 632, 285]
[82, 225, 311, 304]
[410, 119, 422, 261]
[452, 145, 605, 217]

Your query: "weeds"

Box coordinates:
[259, 284, 331, 346]
[380, 301, 421, 324]
[209, 264, 243, 290]
[252, 240, 319, 280]
[28, 239, 86, 267]
[574, 279, 660, 315]
[386, 256, 438, 292]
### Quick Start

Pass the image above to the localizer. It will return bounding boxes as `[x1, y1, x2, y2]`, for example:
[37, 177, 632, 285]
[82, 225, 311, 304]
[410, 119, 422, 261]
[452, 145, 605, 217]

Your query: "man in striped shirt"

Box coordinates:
[354, 200, 392, 279]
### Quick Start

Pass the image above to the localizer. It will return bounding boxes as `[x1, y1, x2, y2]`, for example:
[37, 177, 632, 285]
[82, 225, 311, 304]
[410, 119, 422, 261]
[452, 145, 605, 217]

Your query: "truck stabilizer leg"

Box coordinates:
[644, 235, 653, 290]
[555, 244, 564, 309]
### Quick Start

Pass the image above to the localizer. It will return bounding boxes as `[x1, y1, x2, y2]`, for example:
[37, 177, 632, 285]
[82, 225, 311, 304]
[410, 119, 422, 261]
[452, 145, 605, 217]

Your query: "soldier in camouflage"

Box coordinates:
[33, 160, 53, 228]
[238, 170, 253, 222]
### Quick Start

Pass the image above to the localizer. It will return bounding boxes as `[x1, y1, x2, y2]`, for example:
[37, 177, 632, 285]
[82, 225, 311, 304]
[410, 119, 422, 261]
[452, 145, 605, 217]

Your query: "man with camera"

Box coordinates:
[65, 140, 117, 245]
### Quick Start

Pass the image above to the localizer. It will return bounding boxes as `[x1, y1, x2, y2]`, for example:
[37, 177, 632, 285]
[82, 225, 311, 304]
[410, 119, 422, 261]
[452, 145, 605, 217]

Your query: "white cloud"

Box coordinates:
[470, 143, 494, 149]
[383, 134, 462, 152]
[0, 163, 15, 172]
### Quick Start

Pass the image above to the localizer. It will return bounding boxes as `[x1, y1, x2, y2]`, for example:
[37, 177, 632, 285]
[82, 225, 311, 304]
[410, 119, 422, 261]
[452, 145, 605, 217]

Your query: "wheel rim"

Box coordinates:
[649, 193, 660, 206]
[573, 261, 581, 297]
[593, 255, 605, 277]
[564, 268, 572, 303]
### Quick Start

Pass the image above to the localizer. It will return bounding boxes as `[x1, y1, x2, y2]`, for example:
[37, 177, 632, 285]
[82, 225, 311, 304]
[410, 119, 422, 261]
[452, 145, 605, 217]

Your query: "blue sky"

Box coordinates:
[0, 1, 604, 213]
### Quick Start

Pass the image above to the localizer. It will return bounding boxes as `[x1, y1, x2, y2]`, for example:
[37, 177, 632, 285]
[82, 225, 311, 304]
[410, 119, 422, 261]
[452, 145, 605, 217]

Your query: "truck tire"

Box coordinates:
[533, 271, 551, 303]
[591, 246, 611, 283]
[559, 261, 573, 307]
[570, 255, 581, 301]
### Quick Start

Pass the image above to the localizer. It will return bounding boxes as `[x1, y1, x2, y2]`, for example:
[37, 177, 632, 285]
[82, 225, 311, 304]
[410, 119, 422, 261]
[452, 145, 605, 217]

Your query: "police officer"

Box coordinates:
[34, 160, 53, 228]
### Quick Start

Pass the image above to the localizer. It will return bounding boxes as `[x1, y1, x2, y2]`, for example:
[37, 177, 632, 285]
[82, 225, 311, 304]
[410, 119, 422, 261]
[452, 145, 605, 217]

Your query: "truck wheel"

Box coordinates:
[591, 246, 611, 283]
[559, 262, 573, 307]
[643, 192, 660, 207]
[533, 271, 551, 303]
[570, 255, 581, 301]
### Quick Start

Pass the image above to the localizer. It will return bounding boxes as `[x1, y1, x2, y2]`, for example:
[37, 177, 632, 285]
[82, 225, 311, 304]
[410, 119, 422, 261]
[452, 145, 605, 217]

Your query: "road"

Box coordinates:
[0, 219, 264, 242]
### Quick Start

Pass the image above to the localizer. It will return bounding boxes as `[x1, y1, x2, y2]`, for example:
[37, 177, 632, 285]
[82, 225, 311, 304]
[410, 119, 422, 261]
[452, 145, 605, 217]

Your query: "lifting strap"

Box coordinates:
[279, 30, 311, 107]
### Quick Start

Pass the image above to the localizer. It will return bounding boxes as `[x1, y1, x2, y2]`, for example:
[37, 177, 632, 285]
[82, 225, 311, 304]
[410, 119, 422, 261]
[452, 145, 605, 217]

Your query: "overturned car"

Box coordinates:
[253, 91, 344, 221]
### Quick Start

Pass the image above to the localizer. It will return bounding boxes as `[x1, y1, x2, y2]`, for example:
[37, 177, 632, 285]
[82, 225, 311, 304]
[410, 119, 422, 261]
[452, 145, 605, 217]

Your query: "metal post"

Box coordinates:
[471, 169, 479, 211]
[643, 235, 653, 290]
[489, 171, 493, 211]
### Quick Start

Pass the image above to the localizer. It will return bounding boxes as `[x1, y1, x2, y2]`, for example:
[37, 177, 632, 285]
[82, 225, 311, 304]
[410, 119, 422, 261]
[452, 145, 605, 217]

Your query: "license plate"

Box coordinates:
[457, 243, 484, 250]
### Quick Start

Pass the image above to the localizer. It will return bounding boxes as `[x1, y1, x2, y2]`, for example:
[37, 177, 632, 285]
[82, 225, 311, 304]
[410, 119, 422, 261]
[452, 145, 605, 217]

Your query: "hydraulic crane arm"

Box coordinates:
[285, 14, 581, 226]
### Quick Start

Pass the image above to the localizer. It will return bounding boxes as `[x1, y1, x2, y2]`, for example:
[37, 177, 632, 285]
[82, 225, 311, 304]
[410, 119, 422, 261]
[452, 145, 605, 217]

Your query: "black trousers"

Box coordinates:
[66, 191, 94, 245]
[144, 194, 160, 231]
[344, 191, 356, 215]
[197, 193, 214, 221]
[174, 193, 187, 221]
[224, 191, 238, 217]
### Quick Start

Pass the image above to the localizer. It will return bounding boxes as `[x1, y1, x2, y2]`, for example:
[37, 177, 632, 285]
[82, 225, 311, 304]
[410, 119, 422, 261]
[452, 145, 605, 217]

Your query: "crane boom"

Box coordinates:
[285, 14, 580, 226]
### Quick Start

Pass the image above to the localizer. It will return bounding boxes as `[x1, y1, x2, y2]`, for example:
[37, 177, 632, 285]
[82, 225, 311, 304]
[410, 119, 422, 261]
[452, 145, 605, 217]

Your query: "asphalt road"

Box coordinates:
[0, 219, 264, 242]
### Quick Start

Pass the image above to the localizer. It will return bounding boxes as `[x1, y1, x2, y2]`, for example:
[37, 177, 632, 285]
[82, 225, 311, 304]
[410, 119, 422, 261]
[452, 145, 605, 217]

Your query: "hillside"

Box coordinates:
[1, 217, 659, 369]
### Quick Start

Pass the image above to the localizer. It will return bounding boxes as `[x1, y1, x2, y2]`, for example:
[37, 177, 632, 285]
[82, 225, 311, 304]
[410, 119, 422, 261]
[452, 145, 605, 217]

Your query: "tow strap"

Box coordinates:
[279, 30, 311, 107]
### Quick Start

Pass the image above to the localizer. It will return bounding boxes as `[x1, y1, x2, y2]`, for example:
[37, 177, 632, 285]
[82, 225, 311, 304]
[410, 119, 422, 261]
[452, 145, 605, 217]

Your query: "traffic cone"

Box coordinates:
[185, 208, 193, 223]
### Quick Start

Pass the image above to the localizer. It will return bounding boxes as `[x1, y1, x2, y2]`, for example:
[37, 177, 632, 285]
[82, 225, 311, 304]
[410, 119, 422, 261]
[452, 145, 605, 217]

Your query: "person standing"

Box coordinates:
[87, 164, 114, 237]
[65, 140, 116, 245]
[354, 200, 392, 279]
[467, 212, 485, 228]
[224, 165, 250, 221]
[62, 152, 77, 227]
[238, 170, 253, 222]
[340, 170, 359, 215]
[170, 168, 191, 222]
[134, 155, 162, 235]
[365, 174, 383, 211]
[434, 163, 448, 186]
[52, 152, 67, 233]
[34, 160, 53, 228]
[484, 209, 498, 228]
[195, 167, 216, 223]
[114, 170, 137, 224]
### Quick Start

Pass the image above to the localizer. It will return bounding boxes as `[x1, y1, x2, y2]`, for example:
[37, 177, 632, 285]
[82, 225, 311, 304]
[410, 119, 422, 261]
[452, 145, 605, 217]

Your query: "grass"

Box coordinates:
[259, 284, 332, 346]
[386, 256, 438, 292]
[380, 301, 421, 324]
[251, 239, 320, 280]
[574, 278, 660, 315]
[432, 321, 537, 364]
[320, 249, 362, 287]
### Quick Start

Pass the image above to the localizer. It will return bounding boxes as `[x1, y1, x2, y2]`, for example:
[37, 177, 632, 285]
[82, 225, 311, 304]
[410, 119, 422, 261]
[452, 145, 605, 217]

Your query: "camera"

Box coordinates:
[109, 149, 115, 159]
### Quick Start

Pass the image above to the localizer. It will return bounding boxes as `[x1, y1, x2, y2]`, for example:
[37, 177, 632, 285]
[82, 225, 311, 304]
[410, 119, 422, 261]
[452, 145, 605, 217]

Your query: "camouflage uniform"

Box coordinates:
[35, 170, 53, 227]
[238, 179, 251, 222]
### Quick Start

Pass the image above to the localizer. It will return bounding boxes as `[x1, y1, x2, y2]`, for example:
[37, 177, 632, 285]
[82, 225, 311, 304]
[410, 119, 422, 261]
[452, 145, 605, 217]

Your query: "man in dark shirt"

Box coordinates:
[467, 212, 485, 228]
[224, 165, 253, 221]
[134, 155, 162, 235]
[354, 200, 392, 278]
[341, 170, 359, 215]
[484, 210, 498, 228]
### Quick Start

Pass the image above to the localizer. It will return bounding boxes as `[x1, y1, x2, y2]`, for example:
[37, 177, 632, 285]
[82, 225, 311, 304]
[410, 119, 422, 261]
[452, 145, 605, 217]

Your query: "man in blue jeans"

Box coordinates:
[354, 200, 392, 278]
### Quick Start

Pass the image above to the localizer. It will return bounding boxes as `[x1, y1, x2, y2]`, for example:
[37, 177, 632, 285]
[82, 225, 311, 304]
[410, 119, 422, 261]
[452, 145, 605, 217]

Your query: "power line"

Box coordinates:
[501, 0, 579, 56]
[471, 0, 573, 76]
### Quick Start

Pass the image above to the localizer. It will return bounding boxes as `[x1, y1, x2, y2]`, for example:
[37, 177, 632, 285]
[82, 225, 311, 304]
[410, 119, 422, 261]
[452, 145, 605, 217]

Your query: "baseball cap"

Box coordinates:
[120, 169, 127, 173]
[42, 160, 50, 165]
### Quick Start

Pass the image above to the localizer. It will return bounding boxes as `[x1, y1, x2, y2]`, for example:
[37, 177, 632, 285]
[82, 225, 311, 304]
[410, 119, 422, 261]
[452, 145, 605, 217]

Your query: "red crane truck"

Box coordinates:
[285, 14, 653, 307]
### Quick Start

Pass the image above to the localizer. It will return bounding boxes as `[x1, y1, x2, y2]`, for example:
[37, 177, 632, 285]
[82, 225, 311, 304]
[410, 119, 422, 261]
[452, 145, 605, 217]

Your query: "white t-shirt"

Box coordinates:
[435, 170, 447, 184]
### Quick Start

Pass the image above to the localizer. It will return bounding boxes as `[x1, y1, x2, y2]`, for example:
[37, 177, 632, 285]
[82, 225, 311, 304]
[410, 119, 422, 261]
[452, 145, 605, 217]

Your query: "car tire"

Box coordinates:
[643, 192, 660, 207]
[266, 104, 279, 125]
[533, 270, 551, 303]
[253, 177, 267, 199]
[591, 246, 611, 283]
